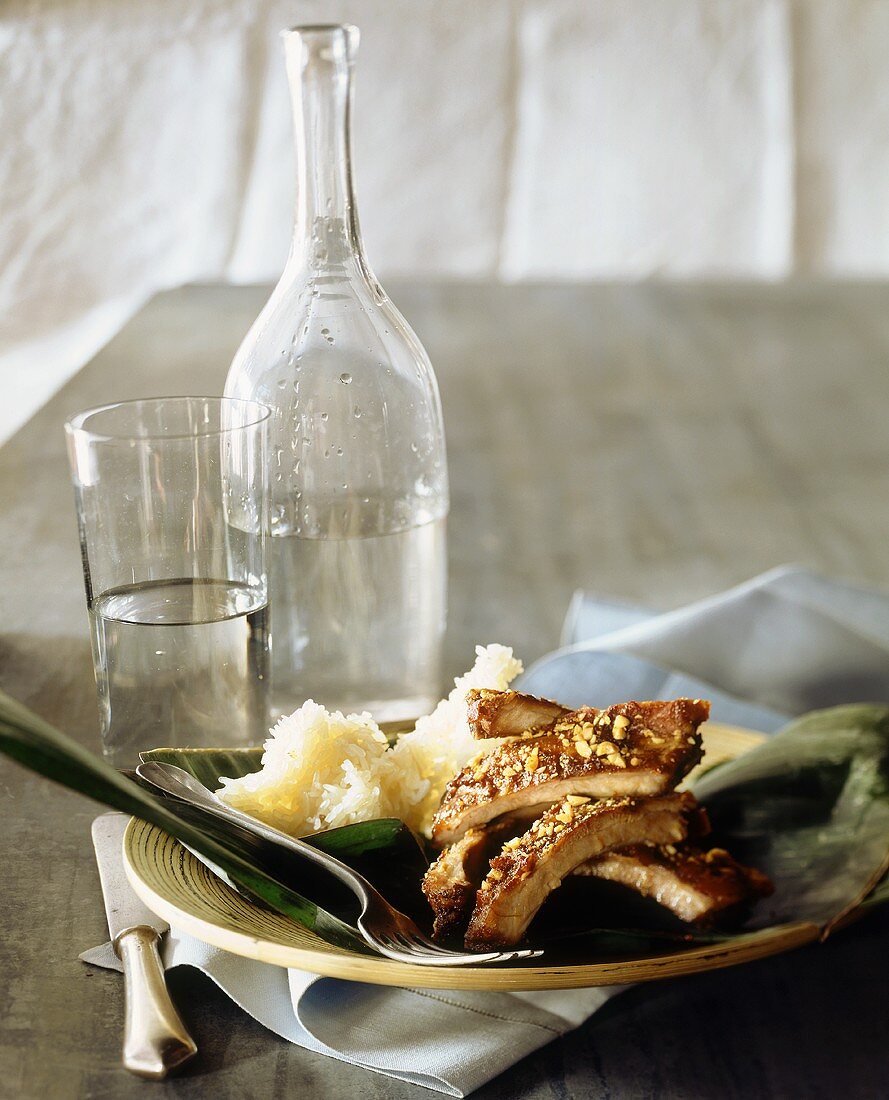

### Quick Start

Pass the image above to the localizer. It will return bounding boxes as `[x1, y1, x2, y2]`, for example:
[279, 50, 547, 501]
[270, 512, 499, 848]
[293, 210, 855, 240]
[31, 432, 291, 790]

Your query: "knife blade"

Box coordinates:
[92, 813, 197, 1079]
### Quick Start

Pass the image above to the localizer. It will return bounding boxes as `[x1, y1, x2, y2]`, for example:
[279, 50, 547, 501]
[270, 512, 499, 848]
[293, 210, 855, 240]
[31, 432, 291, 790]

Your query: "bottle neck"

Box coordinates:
[284, 26, 364, 269]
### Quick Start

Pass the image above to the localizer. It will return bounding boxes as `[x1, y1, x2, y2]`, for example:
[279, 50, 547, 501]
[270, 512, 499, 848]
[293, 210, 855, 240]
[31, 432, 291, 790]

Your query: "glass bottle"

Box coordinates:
[224, 24, 448, 721]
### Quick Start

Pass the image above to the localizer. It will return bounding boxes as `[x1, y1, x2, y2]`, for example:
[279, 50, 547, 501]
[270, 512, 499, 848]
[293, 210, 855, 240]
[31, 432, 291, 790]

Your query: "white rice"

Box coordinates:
[217, 644, 523, 836]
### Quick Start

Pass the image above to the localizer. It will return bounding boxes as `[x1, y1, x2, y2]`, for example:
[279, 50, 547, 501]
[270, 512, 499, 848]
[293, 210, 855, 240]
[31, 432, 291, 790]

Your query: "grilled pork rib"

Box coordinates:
[422, 828, 493, 939]
[574, 844, 774, 924]
[431, 698, 709, 846]
[466, 688, 569, 739]
[421, 820, 516, 938]
[464, 792, 696, 950]
[422, 808, 552, 938]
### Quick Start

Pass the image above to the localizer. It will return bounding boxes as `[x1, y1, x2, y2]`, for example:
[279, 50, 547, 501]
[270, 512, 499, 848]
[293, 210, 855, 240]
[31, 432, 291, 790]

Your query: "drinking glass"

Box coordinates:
[65, 396, 271, 766]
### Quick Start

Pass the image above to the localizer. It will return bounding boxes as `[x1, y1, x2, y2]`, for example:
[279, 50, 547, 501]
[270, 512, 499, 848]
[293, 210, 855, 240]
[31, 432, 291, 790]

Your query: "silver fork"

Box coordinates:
[136, 761, 542, 967]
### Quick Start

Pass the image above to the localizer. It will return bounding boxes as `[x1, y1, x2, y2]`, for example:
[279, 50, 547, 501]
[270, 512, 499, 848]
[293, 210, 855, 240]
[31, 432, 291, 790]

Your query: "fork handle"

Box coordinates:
[221, 804, 376, 901]
[147, 764, 378, 904]
[137, 760, 391, 915]
[116, 926, 197, 1079]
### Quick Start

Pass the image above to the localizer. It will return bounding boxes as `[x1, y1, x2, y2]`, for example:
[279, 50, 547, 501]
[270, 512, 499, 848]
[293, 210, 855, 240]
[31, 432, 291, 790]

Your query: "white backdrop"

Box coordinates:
[3, 0, 889, 441]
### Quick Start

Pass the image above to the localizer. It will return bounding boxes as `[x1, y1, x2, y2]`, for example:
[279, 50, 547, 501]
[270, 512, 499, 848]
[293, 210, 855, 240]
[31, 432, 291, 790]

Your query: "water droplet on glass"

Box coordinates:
[353, 406, 361, 418]
[320, 411, 329, 422]
[339, 373, 352, 385]
[321, 327, 330, 336]
[336, 446, 343, 456]
[410, 441, 419, 453]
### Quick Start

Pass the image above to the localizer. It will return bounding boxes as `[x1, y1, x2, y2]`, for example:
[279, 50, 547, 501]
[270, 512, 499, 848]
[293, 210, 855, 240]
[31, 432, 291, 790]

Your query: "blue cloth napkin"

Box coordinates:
[82, 565, 889, 1096]
[521, 564, 889, 728]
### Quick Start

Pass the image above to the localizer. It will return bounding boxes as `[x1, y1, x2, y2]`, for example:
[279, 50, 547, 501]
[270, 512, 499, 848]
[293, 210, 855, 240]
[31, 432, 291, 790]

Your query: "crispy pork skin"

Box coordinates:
[575, 844, 774, 925]
[466, 688, 569, 739]
[464, 792, 695, 949]
[432, 699, 709, 845]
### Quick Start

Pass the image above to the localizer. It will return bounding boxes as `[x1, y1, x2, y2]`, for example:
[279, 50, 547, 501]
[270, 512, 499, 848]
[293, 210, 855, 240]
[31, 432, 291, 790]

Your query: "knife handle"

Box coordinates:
[115, 926, 198, 1079]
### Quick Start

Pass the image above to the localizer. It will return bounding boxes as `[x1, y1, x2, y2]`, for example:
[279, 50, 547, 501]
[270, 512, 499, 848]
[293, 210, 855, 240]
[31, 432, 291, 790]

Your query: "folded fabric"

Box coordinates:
[528, 564, 889, 725]
[82, 565, 889, 1096]
[80, 935, 616, 1095]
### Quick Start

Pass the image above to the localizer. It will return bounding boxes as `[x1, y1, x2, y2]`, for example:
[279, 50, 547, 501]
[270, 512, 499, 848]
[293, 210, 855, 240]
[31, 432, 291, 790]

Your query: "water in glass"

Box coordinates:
[89, 578, 269, 765]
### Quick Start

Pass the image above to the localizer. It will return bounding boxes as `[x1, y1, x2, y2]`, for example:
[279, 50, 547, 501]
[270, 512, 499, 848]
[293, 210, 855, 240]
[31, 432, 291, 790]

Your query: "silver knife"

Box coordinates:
[92, 813, 197, 1079]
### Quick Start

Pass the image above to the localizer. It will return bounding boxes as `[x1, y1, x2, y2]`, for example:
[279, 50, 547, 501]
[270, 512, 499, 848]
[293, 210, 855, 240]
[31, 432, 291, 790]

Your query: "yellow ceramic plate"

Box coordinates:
[123, 723, 821, 991]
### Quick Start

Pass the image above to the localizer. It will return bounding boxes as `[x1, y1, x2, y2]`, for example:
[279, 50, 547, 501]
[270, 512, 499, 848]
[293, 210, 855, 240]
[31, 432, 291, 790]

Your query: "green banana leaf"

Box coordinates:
[138, 745, 431, 924]
[861, 871, 889, 910]
[141, 744, 422, 852]
[692, 703, 889, 933]
[0, 689, 412, 955]
[141, 746, 266, 788]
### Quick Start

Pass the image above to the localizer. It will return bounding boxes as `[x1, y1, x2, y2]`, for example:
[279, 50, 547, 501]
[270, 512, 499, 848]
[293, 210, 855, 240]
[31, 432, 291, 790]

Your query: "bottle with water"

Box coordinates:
[225, 25, 448, 721]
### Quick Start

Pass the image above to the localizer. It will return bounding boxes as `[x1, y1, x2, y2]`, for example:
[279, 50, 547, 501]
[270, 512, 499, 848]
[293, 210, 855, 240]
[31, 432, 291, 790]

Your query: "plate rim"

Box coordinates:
[122, 721, 823, 991]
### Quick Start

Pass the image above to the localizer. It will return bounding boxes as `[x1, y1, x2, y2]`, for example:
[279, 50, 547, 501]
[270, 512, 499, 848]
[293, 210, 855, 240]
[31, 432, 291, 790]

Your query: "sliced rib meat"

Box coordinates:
[575, 844, 774, 924]
[423, 808, 550, 938]
[422, 828, 492, 939]
[466, 688, 569, 739]
[422, 824, 507, 938]
[464, 792, 695, 949]
[432, 698, 709, 845]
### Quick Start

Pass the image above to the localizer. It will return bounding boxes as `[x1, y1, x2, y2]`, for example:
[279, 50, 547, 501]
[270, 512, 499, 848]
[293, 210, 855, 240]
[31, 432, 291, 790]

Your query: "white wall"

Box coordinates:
[2, 0, 888, 441]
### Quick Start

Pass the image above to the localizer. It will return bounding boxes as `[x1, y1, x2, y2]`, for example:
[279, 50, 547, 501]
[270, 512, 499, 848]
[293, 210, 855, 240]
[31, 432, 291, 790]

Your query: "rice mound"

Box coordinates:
[217, 643, 523, 836]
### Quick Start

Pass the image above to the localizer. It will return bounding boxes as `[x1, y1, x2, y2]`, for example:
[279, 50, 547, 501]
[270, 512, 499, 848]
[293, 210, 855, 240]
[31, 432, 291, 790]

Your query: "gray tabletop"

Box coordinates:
[2, 281, 887, 1099]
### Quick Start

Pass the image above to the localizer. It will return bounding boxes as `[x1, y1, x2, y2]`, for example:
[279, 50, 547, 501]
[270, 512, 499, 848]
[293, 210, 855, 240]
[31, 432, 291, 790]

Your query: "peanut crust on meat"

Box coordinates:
[575, 844, 774, 925]
[431, 698, 709, 845]
[466, 688, 568, 739]
[422, 819, 526, 938]
[464, 791, 696, 949]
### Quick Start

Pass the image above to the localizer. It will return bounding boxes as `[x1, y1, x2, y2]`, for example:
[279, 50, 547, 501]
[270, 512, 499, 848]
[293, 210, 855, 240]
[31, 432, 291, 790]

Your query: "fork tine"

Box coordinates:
[396, 929, 469, 954]
[372, 924, 542, 960]
[362, 928, 543, 966]
[363, 927, 449, 956]
[401, 934, 543, 963]
[373, 944, 543, 966]
[357, 892, 545, 965]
